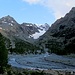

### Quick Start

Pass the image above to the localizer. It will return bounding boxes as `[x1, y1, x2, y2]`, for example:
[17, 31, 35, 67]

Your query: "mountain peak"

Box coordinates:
[69, 7, 75, 15]
[5, 15, 12, 18]
[65, 7, 75, 18]
[2, 15, 14, 20]
[0, 15, 18, 25]
[71, 7, 75, 12]
[38, 23, 50, 31]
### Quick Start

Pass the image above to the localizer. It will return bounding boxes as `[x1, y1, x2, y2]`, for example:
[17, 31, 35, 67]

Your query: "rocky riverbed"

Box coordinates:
[7, 53, 75, 75]
[8, 53, 75, 70]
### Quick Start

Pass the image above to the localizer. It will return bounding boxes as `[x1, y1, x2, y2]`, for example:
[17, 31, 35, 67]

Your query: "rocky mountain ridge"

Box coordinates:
[0, 15, 49, 43]
[37, 7, 75, 55]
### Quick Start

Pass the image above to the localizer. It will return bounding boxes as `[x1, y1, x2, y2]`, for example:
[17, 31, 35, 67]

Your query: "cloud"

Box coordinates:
[22, 0, 75, 19]
[22, 0, 40, 4]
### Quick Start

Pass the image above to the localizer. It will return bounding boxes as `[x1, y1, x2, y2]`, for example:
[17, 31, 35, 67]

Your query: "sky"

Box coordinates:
[0, 0, 75, 25]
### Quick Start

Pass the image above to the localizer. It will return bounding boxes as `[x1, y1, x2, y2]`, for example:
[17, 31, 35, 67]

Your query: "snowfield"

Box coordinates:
[8, 53, 75, 71]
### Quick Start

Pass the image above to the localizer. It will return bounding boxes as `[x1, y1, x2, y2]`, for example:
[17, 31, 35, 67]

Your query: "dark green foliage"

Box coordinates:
[17, 73, 23, 75]
[59, 25, 65, 30]
[46, 40, 67, 55]
[46, 38, 75, 55]
[0, 33, 8, 74]
[65, 38, 75, 54]
[0, 33, 8, 67]
[52, 28, 75, 39]
[0, 67, 4, 74]
[65, 28, 75, 39]
[6, 68, 45, 75]
[31, 71, 41, 75]
[50, 27, 75, 55]
[23, 70, 29, 75]
[28, 70, 45, 75]
[7, 70, 13, 75]
[10, 38, 40, 54]
[5, 38, 11, 49]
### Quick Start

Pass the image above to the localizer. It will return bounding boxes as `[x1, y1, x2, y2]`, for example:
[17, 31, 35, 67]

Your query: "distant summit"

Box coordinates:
[0, 15, 18, 25]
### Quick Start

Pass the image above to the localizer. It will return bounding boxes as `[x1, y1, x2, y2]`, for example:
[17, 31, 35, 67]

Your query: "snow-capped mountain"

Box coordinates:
[29, 23, 49, 39]
[21, 23, 49, 39]
[38, 23, 50, 31]
[0, 15, 50, 43]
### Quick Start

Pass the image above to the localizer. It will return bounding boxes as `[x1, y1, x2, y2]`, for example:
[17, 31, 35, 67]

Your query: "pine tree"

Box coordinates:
[0, 33, 8, 67]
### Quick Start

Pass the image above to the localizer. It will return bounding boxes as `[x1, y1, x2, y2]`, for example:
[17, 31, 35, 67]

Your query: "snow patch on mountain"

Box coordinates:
[8, 23, 13, 26]
[29, 29, 46, 39]
[29, 23, 50, 39]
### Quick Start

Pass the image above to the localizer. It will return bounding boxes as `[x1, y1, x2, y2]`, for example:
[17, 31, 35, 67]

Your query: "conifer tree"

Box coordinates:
[0, 33, 8, 67]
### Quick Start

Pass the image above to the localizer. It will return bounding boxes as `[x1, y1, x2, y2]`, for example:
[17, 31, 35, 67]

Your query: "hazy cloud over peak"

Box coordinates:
[22, 0, 40, 4]
[22, 0, 75, 19]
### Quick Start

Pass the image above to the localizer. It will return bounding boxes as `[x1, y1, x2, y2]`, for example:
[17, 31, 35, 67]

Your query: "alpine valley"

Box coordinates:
[1, 7, 75, 75]
[0, 7, 75, 55]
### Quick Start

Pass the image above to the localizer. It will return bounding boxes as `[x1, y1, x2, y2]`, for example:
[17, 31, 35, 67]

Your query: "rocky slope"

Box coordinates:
[37, 7, 75, 54]
[0, 15, 49, 45]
